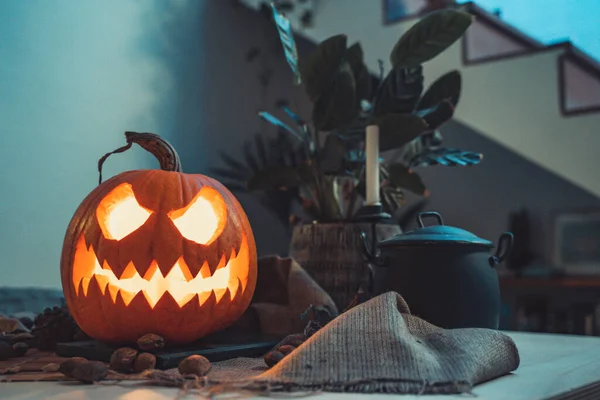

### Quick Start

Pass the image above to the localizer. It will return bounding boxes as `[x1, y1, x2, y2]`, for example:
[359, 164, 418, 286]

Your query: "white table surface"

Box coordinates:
[1, 331, 600, 400]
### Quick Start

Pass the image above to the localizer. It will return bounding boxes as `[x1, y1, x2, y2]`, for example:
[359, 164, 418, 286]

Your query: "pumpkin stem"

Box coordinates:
[98, 132, 183, 184]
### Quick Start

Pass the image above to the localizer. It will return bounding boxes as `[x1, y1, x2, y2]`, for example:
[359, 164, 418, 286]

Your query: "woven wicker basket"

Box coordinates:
[289, 222, 401, 310]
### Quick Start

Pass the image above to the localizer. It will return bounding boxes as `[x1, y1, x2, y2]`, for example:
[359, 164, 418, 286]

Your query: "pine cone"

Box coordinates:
[32, 306, 78, 350]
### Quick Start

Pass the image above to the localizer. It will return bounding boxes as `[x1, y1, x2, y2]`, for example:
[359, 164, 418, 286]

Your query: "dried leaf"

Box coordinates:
[417, 70, 461, 110]
[376, 114, 429, 152]
[390, 10, 474, 68]
[388, 164, 428, 195]
[271, 3, 302, 84]
[414, 100, 454, 129]
[410, 147, 483, 167]
[300, 34, 347, 102]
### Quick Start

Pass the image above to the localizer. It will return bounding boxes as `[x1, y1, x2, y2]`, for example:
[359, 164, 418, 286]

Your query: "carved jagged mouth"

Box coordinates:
[71, 234, 250, 308]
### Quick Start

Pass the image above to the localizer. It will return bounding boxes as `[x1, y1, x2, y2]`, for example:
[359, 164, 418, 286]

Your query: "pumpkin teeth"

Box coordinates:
[73, 233, 251, 309]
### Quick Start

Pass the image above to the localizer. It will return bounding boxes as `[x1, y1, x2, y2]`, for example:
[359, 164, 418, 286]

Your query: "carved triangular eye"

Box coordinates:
[96, 183, 152, 240]
[168, 187, 227, 245]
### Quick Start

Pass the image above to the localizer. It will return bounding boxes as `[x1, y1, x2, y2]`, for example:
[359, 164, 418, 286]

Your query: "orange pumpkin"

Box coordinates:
[60, 132, 257, 344]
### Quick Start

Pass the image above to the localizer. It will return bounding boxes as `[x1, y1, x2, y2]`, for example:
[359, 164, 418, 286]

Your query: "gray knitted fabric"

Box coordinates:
[202, 291, 520, 394]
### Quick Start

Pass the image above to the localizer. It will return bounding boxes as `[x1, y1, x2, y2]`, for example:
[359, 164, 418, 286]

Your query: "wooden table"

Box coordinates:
[1, 331, 600, 399]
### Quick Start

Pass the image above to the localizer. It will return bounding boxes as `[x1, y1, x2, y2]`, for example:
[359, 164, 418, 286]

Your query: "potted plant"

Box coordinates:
[213, 4, 481, 309]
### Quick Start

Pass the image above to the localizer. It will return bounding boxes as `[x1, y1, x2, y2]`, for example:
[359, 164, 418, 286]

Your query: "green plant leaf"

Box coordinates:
[346, 43, 371, 104]
[376, 114, 429, 152]
[300, 34, 348, 102]
[388, 164, 428, 195]
[417, 70, 461, 110]
[409, 147, 483, 167]
[258, 111, 304, 142]
[319, 133, 349, 174]
[414, 99, 454, 129]
[312, 62, 357, 131]
[390, 10, 474, 68]
[381, 185, 406, 214]
[372, 67, 423, 116]
[247, 165, 304, 191]
[271, 3, 302, 84]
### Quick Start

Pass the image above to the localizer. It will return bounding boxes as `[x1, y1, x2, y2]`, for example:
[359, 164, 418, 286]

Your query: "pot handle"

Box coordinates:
[489, 232, 514, 267]
[360, 231, 389, 266]
[417, 211, 444, 227]
[360, 232, 377, 294]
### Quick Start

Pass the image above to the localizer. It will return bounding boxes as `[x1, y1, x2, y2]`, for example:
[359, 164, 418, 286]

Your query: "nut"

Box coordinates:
[264, 351, 284, 368]
[134, 352, 156, 372]
[59, 357, 88, 376]
[137, 334, 165, 352]
[278, 345, 295, 356]
[278, 333, 306, 348]
[70, 361, 108, 384]
[178, 355, 211, 377]
[110, 347, 138, 373]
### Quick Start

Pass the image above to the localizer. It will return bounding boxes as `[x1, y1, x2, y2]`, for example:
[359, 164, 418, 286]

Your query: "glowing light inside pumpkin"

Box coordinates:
[72, 234, 250, 308]
[168, 187, 227, 245]
[96, 183, 152, 240]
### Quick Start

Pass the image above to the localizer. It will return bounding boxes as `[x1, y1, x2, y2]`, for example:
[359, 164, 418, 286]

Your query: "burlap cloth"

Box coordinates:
[231, 255, 339, 335]
[172, 290, 520, 395]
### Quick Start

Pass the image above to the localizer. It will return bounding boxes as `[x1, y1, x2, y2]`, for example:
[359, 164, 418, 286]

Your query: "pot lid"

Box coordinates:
[378, 212, 494, 248]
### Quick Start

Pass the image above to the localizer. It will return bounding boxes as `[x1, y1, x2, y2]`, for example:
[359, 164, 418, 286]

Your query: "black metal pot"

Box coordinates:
[362, 211, 513, 329]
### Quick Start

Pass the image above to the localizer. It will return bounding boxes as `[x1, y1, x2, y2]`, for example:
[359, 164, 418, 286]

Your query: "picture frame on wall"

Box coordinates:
[383, 0, 458, 24]
[553, 208, 600, 275]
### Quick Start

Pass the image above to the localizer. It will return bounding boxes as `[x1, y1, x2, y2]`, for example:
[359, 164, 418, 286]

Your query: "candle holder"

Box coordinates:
[355, 204, 392, 294]
[354, 204, 391, 224]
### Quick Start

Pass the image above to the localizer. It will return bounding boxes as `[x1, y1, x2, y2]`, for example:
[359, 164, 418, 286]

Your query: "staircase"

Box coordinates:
[239, 0, 600, 197]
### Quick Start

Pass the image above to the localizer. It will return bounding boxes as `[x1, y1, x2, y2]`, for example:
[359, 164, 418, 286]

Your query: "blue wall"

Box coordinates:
[0, 0, 205, 287]
[0, 1, 302, 288]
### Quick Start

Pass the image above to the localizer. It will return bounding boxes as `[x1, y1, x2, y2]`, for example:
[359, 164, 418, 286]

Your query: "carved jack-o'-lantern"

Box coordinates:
[60, 132, 257, 344]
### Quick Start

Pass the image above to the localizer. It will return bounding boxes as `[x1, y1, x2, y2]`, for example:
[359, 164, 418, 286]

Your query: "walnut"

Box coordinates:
[264, 351, 284, 368]
[59, 358, 107, 384]
[134, 352, 157, 372]
[109, 347, 138, 373]
[178, 355, 211, 377]
[136, 333, 165, 352]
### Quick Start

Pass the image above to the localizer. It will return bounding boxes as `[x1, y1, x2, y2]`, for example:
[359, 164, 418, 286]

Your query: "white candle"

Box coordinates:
[365, 124, 380, 205]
